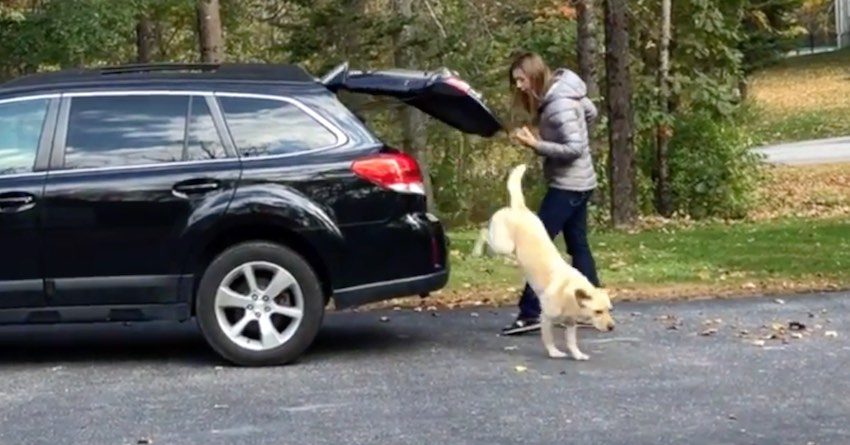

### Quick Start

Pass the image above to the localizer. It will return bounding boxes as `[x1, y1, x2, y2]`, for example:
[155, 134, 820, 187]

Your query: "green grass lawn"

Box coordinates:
[445, 217, 850, 297]
[747, 48, 850, 145]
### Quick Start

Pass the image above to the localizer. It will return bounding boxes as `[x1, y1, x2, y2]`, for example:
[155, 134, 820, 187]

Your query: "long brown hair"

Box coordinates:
[508, 51, 552, 123]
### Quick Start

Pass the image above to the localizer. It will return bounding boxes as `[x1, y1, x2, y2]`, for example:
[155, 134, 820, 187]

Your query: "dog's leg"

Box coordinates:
[541, 318, 567, 359]
[565, 324, 589, 361]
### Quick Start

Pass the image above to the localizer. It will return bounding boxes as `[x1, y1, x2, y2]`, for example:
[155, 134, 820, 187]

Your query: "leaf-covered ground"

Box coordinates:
[746, 48, 850, 145]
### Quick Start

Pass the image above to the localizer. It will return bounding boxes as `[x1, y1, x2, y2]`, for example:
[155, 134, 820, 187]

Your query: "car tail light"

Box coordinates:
[351, 151, 425, 195]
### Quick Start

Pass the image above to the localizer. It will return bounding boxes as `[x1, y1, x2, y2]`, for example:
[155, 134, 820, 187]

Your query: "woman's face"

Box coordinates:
[512, 68, 531, 94]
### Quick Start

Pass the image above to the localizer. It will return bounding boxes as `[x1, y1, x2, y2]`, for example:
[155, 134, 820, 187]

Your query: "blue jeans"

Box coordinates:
[518, 188, 600, 319]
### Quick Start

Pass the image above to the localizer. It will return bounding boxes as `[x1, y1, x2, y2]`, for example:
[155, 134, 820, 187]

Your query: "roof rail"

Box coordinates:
[0, 62, 316, 90]
[99, 63, 221, 75]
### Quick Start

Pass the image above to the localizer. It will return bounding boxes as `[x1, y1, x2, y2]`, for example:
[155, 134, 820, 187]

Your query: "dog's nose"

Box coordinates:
[608, 324, 615, 331]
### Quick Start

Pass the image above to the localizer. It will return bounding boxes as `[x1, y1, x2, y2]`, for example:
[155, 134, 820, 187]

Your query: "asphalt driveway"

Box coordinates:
[0, 292, 848, 445]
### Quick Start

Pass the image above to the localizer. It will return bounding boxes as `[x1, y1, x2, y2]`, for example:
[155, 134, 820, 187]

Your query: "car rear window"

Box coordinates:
[217, 96, 338, 158]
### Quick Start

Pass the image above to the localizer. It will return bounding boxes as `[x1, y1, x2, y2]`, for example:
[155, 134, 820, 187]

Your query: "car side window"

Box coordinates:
[64, 95, 189, 170]
[218, 96, 338, 158]
[0, 98, 49, 176]
[186, 96, 227, 161]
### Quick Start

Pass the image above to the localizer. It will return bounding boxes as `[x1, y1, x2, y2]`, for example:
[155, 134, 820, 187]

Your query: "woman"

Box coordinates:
[502, 51, 601, 336]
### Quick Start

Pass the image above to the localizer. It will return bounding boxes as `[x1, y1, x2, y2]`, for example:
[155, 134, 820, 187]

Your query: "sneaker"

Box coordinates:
[501, 317, 541, 336]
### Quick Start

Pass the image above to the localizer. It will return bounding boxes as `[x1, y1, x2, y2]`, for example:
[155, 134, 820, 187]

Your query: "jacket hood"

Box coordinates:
[540, 68, 587, 109]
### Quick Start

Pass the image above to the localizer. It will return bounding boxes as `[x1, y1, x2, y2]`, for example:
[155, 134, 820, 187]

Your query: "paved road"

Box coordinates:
[754, 136, 850, 165]
[1, 293, 849, 445]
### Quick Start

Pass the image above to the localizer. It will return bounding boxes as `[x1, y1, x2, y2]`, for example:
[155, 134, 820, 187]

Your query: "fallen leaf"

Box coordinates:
[751, 339, 766, 347]
[728, 414, 737, 420]
[742, 282, 757, 290]
[774, 298, 786, 305]
[504, 346, 518, 351]
[470, 312, 479, 318]
[825, 330, 838, 338]
[515, 365, 528, 373]
[699, 328, 718, 336]
[610, 260, 627, 270]
[379, 316, 390, 323]
[426, 306, 437, 311]
[790, 332, 803, 339]
[789, 321, 806, 331]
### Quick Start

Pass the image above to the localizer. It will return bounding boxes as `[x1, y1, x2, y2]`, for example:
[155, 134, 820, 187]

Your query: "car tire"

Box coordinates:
[196, 241, 324, 366]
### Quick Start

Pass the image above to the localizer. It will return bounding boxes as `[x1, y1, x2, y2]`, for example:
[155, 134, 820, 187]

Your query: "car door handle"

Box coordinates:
[0, 193, 36, 213]
[172, 180, 220, 198]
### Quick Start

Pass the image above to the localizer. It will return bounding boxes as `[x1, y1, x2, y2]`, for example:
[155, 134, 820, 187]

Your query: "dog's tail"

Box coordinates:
[507, 164, 527, 210]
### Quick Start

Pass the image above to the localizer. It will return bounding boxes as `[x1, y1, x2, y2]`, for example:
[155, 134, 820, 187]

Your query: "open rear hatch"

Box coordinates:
[321, 62, 503, 138]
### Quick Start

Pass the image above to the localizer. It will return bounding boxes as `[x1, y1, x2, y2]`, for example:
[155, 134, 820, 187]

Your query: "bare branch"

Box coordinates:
[423, 0, 447, 39]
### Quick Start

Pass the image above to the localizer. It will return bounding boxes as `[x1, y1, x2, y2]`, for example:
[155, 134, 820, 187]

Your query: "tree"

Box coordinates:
[136, 14, 154, 63]
[797, 0, 832, 51]
[197, 0, 223, 63]
[573, 0, 600, 117]
[654, 0, 672, 216]
[573, 0, 603, 206]
[604, 0, 637, 226]
[740, 0, 802, 74]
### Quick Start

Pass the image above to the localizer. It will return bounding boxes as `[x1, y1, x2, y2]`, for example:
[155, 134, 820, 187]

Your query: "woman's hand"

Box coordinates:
[511, 126, 539, 150]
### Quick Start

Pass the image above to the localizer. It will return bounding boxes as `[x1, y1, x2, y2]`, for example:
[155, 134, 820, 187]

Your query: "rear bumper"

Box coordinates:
[332, 268, 449, 309]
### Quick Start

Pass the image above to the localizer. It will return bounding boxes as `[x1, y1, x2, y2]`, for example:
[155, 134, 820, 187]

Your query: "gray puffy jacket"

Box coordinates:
[535, 68, 598, 192]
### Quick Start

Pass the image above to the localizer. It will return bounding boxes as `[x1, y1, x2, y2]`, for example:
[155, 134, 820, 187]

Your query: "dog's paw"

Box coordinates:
[547, 349, 568, 359]
[571, 352, 590, 361]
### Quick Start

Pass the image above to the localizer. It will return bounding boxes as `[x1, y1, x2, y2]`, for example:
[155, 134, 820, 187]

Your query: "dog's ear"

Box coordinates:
[575, 288, 592, 303]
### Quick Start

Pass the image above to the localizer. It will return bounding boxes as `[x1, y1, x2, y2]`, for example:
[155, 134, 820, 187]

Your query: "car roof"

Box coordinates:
[0, 63, 319, 94]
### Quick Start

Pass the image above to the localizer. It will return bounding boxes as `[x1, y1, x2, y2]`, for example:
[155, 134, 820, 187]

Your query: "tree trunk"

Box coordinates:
[136, 15, 154, 63]
[654, 0, 673, 217]
[197, 0, 224, 63]
[603, 0, 637, 227]
[393, 0, 436, 214]
[574, 0, 600, 113]
[573, 0, 603, 206]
